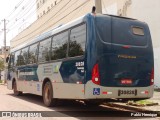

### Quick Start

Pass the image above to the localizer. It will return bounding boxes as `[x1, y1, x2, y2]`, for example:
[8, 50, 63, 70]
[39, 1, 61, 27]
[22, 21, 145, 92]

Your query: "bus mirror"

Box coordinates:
[6, 57, 9, 63]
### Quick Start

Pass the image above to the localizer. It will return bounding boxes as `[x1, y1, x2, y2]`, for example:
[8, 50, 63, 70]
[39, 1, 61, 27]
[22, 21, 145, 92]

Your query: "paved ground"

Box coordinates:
[143, 91, 160, 111]
[0, 84, 159, 120]
[111, 91, 160, 112]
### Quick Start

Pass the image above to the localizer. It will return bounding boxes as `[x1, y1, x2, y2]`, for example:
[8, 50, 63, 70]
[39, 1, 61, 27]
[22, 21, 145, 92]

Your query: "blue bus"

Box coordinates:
[7, 13, 154, 106]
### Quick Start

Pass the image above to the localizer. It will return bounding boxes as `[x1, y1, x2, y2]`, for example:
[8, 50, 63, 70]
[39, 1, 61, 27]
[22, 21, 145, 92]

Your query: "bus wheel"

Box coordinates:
[43, 82, 57, 107]
[13, 81, 22, 96]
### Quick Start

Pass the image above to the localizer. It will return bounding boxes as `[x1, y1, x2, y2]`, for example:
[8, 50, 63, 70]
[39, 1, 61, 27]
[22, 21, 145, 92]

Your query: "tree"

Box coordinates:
[0, 60, 5, 80]
[0, 60, 4, 71]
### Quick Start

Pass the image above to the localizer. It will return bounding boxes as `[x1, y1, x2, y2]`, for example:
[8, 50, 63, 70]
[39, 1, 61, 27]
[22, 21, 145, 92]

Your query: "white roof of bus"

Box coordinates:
[11, 14, 86, 52]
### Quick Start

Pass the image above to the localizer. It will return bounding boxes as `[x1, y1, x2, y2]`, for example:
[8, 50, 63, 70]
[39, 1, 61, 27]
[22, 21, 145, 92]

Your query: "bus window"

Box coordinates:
[14, 50, 21, 66]
[51, 31, 68, 60]
[20, 47, 29, 65]
[28, 43, 39, 64]
[69, 24, 86, 57]
[38, 38, 51, 63]
[8, 53, 15, 69]
[132, 26, 144, 36]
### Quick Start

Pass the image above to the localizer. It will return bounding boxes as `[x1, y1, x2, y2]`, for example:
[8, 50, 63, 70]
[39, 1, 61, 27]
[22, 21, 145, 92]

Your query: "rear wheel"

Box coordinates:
[43, 81, 57, 107]
[13, 81, 22, 96]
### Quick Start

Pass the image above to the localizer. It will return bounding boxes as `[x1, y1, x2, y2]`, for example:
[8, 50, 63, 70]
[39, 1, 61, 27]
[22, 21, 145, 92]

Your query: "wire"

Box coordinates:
[12, 0, 73, 41]
[12, 0, 90, 43]
[7, 1, 35, 29]
[7, 0, 62, 34]
[7, 4, 36, 31]
[6, 0, 27, 19]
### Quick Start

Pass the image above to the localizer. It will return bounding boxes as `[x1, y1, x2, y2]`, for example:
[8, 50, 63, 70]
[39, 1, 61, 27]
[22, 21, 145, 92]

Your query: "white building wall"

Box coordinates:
[128, 0, 160, 88]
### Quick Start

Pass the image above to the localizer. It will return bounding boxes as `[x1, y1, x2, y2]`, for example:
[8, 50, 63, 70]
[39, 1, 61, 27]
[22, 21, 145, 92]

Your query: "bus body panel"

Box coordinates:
[85, 81, 154, 99]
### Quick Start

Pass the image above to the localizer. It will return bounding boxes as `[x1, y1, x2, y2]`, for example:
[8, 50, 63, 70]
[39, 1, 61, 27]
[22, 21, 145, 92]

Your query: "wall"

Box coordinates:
[128, 0, 160, 88]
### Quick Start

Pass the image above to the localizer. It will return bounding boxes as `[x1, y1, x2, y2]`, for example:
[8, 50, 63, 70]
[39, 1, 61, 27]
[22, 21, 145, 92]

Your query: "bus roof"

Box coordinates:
[11, 14, 86, 52]
[11, 13, 140, 52]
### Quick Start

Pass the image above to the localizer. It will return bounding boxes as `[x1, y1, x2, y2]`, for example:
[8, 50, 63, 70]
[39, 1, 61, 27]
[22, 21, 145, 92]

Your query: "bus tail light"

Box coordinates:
[92, 63, 100, 85]
[150, 68, 154, 85]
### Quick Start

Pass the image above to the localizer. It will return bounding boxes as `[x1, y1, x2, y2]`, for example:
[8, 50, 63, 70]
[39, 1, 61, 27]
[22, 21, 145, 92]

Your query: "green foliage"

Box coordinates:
[51, 43, 68, 60]
[0, 60, 5, 70]
[69, 41, 84, 57]
[135, 100, 154, 105]
[51, 41, 84, 60]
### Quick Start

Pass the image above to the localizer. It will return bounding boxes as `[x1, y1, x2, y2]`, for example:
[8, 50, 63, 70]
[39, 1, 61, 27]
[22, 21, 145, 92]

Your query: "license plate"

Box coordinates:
[118, 89, 137, 96]
[121, 79, 132, 85]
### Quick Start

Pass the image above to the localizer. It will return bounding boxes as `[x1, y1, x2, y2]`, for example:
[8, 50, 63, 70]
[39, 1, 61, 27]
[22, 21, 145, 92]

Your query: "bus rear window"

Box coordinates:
[132, 26, 144, 36]
[112, 17, 147, 46]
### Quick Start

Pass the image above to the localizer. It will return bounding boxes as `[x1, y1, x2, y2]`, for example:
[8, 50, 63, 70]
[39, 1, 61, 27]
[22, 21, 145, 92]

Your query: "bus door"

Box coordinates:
[7, 53, 14, 90]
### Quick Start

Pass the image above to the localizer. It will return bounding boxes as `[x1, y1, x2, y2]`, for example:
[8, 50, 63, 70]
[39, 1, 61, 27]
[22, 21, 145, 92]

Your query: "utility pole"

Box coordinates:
[2, 19, 7, 84]
[3, 19, 6, 63]
[95, 0, 102, 14]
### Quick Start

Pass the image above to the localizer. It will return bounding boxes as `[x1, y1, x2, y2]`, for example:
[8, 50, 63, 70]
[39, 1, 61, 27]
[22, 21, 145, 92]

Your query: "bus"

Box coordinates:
[7, 13, 154, 107]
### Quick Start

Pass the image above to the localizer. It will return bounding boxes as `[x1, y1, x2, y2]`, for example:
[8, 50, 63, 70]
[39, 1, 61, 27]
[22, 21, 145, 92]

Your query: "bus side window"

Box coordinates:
[69, 24, 86, 57]
[28, 43, 39, 64]
[20, 47, 29, 65]
[14, 51, 21, 66]
[51, 31, 68, 60]
[38, 38, 51, 63]
[8, 53, 15, 69]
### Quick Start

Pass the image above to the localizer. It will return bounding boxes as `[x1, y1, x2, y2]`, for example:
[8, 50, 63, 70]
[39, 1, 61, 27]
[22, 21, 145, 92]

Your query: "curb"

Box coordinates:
[105, 102, 151, 112]
[104, 102, 160, 116]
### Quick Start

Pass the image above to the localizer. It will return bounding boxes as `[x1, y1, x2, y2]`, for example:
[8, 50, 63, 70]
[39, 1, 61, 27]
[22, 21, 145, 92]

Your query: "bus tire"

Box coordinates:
[43, 81, 57, 107]
[13, 81, 22, 96]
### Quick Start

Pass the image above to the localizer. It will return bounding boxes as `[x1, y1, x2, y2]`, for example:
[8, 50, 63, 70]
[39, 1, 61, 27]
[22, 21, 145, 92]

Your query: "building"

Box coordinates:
[10, 0, 160, 87]
[0, 46, 10, 55]
[36, 0, 61, 19]
[10, 0, 95, 48]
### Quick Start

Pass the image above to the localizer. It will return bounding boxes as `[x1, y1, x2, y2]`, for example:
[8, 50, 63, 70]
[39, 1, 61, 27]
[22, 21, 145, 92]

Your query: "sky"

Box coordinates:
[0, 0, 20, 47]
[0, 0, 36, 47]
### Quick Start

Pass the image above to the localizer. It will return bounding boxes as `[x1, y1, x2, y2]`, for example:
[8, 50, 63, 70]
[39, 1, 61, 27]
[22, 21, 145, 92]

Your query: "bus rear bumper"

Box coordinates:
[85, 81, 154, 99]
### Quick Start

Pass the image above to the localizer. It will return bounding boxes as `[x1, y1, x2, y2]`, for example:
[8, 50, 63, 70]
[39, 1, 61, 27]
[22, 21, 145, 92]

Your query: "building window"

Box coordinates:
[51, 4, 53, 8]
[37, 3, 39, 9]
[43, 10, 45, 15]
[48, 7, 50, 12]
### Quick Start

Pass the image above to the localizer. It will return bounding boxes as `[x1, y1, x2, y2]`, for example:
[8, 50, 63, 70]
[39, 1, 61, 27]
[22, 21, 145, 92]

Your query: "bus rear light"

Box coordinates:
[141, 91, 149, 94]
[102, 91, 112, 95]
[77, 81, 82, 84]
[122, 45, 131, 49]
[145, 91, 149, 94]
[92, 63, 100, 85]
[150, 68, 154, 85]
